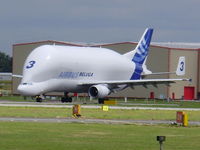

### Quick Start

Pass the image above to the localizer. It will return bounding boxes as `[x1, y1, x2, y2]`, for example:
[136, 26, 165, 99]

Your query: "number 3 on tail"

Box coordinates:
[180, 61, 184, 71]
[26, 61, 36, 69]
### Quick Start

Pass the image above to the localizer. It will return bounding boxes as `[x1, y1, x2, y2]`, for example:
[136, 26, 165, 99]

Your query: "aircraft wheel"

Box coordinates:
[68, 97, 72, 103]
[61, 97, 66, 103]
[98, 98, 105, 104]
[36, 97, 42, 102]
[61, 97, 72, 103]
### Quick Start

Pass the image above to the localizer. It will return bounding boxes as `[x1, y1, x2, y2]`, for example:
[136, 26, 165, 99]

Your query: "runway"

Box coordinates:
[0, 102, 200, 111]
[0, 117, 199, 125]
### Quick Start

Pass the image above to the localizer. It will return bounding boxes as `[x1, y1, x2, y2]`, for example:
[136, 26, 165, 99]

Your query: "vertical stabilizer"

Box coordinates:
[176, 56, 185, 76]
[128, 28, 153, 80]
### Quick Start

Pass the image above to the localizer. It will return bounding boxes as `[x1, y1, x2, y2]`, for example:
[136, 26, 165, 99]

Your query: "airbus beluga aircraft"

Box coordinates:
[16, 28, 189, 102]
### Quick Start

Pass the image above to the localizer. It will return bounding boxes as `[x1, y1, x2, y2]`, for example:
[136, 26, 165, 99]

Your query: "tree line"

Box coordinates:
[0, 52, 12, 72]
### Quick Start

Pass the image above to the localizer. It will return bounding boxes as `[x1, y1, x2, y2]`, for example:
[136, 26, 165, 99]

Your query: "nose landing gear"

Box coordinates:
[35, 95, 44, 102]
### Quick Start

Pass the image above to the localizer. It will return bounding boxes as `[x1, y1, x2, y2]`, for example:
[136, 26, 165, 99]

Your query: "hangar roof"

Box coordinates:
[152, 42, 200, 49]
[13, 40, 200, 50]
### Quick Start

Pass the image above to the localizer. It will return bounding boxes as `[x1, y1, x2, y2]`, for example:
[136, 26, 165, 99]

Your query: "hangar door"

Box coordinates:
[184, 86, 195, 100]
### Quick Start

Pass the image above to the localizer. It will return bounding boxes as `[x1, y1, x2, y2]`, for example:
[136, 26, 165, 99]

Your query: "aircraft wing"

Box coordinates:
[78, 78, 190, 87]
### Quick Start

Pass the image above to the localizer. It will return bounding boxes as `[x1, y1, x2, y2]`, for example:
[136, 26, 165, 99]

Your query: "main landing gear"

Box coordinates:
[98, 98, 109, 104]
[61, 92, 72, 103]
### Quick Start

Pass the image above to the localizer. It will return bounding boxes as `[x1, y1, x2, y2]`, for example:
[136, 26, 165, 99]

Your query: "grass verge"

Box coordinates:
[0, 122, 199, 150]
[0, 106, 200, 121]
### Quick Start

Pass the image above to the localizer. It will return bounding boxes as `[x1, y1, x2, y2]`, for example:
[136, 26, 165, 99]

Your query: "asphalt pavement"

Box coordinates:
[0, 102, 200, 111]
[0, 117, 200, 125]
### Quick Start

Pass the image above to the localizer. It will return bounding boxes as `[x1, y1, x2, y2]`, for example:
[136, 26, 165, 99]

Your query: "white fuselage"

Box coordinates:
[18, 45, 135, 96]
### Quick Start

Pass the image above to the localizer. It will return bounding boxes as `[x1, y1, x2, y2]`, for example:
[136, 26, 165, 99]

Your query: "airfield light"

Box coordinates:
[157, 136, 166, 150]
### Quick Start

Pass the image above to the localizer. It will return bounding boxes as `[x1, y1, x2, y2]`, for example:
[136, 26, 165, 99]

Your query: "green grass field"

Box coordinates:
[0, 106, 199, 121]
[0, 122, 199, 150]
[0, 96, 200, 150]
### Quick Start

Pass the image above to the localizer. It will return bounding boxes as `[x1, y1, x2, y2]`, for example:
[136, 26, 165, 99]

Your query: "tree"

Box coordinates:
[0, 52, 12, 72]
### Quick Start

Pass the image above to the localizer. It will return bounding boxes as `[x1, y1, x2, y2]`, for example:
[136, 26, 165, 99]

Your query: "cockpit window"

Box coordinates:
[22, 83, 32, 85]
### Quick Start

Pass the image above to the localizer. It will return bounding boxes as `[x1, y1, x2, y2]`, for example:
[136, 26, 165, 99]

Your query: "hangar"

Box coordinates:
[12, 40, 200, 100]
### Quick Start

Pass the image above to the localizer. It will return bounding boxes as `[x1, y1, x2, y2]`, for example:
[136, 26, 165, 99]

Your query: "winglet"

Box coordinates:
[176, 56, 185, 76]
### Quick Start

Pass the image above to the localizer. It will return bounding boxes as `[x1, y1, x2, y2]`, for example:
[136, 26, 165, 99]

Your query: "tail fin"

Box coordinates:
[129, 28, 153, 80]
[176, 56, 185, 76]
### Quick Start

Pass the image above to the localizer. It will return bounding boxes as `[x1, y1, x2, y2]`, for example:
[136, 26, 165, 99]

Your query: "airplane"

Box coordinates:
[13, 28, 189, 102]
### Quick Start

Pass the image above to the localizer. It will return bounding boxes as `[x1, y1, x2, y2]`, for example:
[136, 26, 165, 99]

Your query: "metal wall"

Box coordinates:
[198, 51, 200, 99]
[169, 49, 198, 99]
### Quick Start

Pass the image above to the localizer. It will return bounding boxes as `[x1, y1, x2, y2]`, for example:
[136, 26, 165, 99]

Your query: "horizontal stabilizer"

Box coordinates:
[0, 73, 22, 78]
[12, 74, 23, 78]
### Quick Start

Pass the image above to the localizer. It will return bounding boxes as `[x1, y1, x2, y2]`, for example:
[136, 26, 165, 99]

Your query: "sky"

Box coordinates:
[0, 0, 200, 55]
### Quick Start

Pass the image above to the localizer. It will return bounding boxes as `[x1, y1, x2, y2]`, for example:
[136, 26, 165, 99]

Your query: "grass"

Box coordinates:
[0, 122, 200, 150]
[0, 95, 61, 102]
[0, 97, 200, 150]
[0, 95, 35, 101]
[83, 108, 200, 121]
[118, 98, 200, 108]
[0, 106, 200, 121]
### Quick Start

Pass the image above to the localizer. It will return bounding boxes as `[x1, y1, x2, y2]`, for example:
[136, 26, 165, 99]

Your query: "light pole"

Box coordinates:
[157, 136, 166, 150]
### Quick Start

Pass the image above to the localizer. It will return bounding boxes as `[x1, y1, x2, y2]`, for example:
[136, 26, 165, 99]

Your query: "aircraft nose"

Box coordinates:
[17, 84, 31, 95]
[17, 84, 41, 96]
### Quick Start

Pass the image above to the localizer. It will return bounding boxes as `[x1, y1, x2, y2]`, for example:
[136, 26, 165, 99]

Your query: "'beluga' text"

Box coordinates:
[58, 72, 94, 79]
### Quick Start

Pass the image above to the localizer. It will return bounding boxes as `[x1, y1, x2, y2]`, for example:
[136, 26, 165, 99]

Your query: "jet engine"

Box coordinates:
[88, 85, 111, 98]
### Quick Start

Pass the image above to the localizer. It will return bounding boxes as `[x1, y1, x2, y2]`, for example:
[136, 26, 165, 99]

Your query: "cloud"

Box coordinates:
[0, 0, 200, 55]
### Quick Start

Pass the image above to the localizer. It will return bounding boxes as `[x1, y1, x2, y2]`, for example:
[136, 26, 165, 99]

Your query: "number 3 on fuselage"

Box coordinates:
[26, 61, 36, 69]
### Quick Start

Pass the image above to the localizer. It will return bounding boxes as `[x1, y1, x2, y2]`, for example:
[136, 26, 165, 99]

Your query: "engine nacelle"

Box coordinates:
[88, 85, 111, 98]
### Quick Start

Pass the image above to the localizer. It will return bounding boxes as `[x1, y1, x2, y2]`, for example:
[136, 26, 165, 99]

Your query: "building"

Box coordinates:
[12, 40, 200, 100]
[0, 73, 12, 81]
